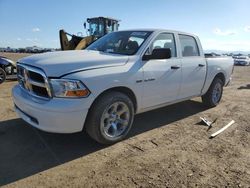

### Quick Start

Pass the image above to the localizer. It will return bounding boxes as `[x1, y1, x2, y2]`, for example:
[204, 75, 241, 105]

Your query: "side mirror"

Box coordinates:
[142, 48, 171, 61]
[83, 22, 86, 29]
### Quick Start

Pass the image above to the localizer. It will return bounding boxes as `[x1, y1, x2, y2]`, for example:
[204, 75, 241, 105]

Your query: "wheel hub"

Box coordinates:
[101, 102, 130, 138]
[212, 83, 222, 104]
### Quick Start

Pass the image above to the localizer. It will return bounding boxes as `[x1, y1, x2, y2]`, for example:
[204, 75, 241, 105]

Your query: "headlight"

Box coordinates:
[50, 79, 90, 98]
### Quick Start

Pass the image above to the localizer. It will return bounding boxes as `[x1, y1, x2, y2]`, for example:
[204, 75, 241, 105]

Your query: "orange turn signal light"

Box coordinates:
[65, 89, 90, 97]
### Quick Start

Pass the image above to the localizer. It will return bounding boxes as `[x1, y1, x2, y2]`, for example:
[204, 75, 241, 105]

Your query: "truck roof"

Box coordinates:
[118, 29, 198, 37]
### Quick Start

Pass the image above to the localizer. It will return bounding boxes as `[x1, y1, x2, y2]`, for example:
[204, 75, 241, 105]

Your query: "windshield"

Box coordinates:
[86, 31, 152, 55]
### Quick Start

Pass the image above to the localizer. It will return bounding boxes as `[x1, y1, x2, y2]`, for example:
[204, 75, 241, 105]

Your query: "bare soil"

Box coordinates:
[0, 52, 32, 62]
[0, 52, 249, 187]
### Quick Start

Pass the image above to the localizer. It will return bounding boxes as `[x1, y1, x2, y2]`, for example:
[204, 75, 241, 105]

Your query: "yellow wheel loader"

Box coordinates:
[59, 17, 120, 51]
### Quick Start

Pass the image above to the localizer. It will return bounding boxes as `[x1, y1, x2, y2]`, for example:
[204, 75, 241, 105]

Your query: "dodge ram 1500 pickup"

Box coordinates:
[12, 29, 234, 144]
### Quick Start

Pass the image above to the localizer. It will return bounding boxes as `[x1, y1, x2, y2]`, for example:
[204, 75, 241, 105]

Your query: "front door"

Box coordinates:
[141, 33, 182, 109]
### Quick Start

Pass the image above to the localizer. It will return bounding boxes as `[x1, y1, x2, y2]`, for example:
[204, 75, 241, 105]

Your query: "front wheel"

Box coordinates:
[85, 91, 134, 144]
[202, 78, 223, 107]
[0, 68, 6, 84]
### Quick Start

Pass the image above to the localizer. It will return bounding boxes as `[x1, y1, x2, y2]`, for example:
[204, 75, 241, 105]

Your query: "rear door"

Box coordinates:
[178, 34, 206, 98]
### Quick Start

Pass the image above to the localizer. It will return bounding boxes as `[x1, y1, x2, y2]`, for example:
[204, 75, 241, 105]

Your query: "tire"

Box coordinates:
[202, 78, 223, 107]
[85, 91, 134, 144]
[0, 67, 6, 84]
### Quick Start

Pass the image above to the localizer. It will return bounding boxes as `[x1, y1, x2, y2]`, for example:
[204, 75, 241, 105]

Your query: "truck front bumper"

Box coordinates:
[12, 85, 92, 133]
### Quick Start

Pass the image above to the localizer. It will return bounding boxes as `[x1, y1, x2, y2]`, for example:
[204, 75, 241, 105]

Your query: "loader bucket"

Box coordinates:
[59, 30, 84, 50]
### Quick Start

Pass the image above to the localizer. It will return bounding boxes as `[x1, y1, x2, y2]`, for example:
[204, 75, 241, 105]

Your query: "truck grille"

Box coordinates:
[17, 64, 52, 98]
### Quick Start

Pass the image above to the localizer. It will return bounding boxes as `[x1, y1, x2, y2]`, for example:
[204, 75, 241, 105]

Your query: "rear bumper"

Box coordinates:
[12, 85, 93, 133]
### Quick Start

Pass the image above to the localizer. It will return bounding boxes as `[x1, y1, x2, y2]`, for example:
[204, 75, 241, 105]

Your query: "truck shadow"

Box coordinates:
[0, 100, 208, 186]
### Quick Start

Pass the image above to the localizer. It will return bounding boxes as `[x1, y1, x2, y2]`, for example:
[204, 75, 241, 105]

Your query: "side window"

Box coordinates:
[179, 35, 200, 57]
[151, 33, 176, 57]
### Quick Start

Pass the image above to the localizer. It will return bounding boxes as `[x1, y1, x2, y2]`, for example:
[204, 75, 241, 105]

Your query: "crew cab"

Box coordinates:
[12, 29, 234, 144]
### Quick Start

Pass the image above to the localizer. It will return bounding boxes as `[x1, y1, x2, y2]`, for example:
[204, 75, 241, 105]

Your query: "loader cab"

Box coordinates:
[86, 17, 119, 38]
[60, 16, 120, 51]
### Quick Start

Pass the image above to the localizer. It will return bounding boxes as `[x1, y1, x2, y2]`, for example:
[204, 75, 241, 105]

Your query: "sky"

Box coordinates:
[0, 0, 250, 52]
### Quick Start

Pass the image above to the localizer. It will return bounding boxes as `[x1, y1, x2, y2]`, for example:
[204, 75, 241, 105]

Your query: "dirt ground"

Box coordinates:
[0, 52, 32, 62]
[0, 52, 249, 187]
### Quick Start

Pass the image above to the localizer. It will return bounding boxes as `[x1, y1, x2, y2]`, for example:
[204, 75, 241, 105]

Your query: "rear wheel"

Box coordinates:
[202, 78, 223, 107]
[85, 91, 134, 144]
[0, 68, 6, 84]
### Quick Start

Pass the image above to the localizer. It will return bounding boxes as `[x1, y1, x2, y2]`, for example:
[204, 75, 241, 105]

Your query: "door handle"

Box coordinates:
[198, 64, 205, 67]
[171, 65, 180, 69]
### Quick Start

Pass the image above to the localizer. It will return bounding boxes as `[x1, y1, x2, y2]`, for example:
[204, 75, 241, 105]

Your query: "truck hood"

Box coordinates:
[19, 50, 129, 77]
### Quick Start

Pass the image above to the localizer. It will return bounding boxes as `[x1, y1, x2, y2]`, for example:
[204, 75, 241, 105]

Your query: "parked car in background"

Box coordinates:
[204, 52, 221, 57]
[12, 29, 234, 144]
[234, 55, 250, 66]
[0, 56, 16, 84]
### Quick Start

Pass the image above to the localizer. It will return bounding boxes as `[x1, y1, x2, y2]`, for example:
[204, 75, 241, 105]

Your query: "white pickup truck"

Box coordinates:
[12, 30, 234, 144]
